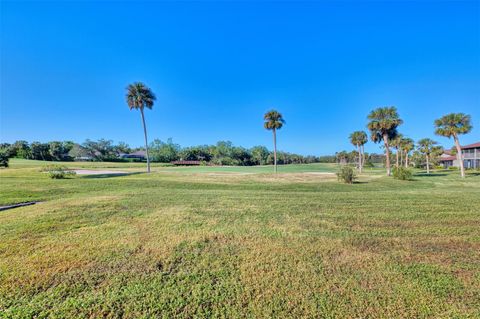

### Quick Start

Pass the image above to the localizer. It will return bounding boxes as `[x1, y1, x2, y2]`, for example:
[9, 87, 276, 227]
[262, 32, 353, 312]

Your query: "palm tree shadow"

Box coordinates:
[414, 173, 447, 177]
[79, 172, 143, 179]
[466, 172, 480, 177]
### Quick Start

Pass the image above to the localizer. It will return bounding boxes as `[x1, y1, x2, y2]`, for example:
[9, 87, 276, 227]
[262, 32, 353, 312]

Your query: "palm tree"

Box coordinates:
[400, 137, 414, 168]
[417, 138, 437, 174]
[349, 131, 368, 173]
[126, 82, 156, 173]
[264, 110, 285, 173]
[367, 107, 403, 176]
[434, 113, 472, 178]
[390, 133, 404, 168]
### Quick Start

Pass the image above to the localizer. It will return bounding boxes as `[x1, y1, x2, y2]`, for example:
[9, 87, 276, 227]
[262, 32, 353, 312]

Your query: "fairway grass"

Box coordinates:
[0, 160, 479, 318]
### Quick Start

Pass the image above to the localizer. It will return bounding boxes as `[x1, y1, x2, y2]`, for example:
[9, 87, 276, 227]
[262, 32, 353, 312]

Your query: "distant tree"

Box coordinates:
[434, 113, 472, 178]
[349, 131, 368, 172]
[367, 107, 403, 176]
[400, 138, 414, 168]
[231, 146, 253, 166]
[30, 142, 50, 161]
[335, 150, 349, 165]
[417, 138, 438, 174]
[0, 149, 9, 167]
[126, 82, 156, 173]
[264, 110, 285, 173]
[180, 145, 212, 161]
[114, 142, 132, 154]
[48, 141, 73, 161]
[11, 140, 31, 159]
[318, 155, 336, 163]
[150, 138, 181, 163]
[69, 144, 91, 160]
[82, 139, 116, 161]
[250, 146, 270, 165]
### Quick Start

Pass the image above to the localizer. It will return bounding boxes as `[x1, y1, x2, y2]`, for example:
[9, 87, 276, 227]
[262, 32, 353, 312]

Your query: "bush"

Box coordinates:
[336, 165, 356, 184]
[0, 150, 9, 168]
[41, 165, 76, 179]
[392, 166, 413, 180]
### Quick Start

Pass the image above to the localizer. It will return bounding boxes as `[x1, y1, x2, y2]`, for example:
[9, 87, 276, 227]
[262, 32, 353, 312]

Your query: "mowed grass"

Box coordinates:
[0, 160, 479, 318]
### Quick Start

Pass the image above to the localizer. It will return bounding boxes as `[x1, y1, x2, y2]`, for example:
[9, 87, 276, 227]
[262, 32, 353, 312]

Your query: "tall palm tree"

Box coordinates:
[434, 113, 472, 178]
[126, 82, 156, 173]
[367, 107, 403, 176]
[349, 131, 368, 173]
[400, 137, 414, 168]
[417, 138, 437, 174]
[264, 110, 285, 173]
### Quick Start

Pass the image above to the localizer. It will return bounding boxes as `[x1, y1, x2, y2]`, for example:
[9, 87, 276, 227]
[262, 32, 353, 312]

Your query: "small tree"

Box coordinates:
[349, 131, 368, 172]
[400, 138, 414, 168]
[337, 165, 357, 184]
[0, 149, 9, 168]
[392, 166, 413, 180]
[417, 138, 438, 174]
[434, 113, 472, 178]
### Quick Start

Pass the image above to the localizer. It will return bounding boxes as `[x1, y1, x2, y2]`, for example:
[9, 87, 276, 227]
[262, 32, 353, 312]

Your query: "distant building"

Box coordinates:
[439, 142, 479, 169]
[120, 150, 146, 160]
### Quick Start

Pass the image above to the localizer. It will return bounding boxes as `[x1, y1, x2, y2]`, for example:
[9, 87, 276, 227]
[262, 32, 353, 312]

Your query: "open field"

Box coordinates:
[1, 159, 479, 318]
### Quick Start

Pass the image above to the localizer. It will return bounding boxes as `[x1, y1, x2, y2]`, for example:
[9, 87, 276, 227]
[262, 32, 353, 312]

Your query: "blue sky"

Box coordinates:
[1, 1, 479, 155]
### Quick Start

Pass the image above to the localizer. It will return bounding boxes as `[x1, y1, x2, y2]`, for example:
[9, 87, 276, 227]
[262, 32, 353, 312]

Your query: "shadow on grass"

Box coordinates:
[79, 172, 143, 179]
[466, 172, 480, 177]
[414, 173, 448, 177]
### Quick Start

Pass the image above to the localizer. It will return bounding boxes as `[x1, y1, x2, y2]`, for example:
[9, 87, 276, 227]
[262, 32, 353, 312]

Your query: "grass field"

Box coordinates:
[1, 159, 479, 318]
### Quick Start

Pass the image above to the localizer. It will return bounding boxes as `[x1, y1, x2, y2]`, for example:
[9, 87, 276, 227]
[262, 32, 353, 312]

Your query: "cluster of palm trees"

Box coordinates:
[126, 82, 473, 178]
[349, 106, 472, 178]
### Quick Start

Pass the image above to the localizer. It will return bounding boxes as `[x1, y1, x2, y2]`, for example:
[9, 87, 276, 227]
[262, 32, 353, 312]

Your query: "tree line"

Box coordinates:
[0, 139, 339, 166]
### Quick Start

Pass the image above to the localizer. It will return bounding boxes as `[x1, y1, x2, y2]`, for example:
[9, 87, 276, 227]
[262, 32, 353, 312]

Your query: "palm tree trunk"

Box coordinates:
[396, 147, 399, 167]
[400, 150, 404, 166]
[453, 134, 465, 178]
[426, 154, 430, 174]
[362, 144, 366, 171]
[405, 152, 409, 168]
[383, 134, 391, 176]
[357, 144, 362, 173]
[140, 108, 151, 173]
[273, 128, 277, 173]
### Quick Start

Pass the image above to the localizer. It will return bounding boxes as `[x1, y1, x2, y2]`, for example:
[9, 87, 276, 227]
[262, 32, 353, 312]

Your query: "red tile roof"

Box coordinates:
[461, 142, 480, 149]
[439, 155, 456, 161]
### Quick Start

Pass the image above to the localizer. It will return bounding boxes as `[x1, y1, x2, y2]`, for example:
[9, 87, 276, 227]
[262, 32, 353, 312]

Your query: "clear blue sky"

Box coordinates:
[1, 1, 479, 155]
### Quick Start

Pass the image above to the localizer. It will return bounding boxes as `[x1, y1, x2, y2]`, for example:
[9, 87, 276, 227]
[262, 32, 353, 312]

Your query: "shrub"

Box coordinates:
[41, 165, 76, 179]
[0, 150, 9, 168]
[392, 166, 413, 180]
[337, 165, 356, 184]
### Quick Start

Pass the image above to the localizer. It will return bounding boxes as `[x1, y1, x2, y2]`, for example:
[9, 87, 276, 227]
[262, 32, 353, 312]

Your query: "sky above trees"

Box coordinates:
[1, 1, 479, 155]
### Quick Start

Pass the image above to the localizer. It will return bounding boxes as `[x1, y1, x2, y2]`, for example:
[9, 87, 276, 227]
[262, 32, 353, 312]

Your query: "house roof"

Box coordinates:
[461, 142, 480, 149]
[130, 150, 146, 156]
[439, 155, 456, 161]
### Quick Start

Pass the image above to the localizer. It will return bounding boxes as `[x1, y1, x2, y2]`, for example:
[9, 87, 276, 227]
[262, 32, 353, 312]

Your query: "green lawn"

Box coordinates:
[0, 160, 479, 318]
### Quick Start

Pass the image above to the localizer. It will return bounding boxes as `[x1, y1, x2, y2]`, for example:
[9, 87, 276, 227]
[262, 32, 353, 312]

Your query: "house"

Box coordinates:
[439, 142, 480, 169]
[120, 150, 146, 160]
